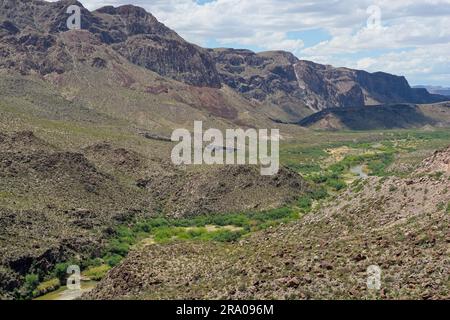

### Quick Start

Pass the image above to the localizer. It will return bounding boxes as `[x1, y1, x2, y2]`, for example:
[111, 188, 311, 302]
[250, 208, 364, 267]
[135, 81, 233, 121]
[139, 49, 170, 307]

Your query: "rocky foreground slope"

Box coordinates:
[0, 131, 305, 299]
[87, 147, 450, 300]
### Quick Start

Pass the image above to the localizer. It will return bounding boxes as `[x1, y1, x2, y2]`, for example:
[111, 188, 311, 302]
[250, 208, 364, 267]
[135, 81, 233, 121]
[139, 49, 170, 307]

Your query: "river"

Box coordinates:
[350, 165, 369, 179]
[34, 281, 97, 300]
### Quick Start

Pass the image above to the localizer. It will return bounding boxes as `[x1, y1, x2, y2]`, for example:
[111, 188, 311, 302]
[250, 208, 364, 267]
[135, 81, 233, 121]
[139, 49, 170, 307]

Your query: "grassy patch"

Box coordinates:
[101, 207, 300, 267]
[34, 278, 60, 297]
[83, 265, 111, 281]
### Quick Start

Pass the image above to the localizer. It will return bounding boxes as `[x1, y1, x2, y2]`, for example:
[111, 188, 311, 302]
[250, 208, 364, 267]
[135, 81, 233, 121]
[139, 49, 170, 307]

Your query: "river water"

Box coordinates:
[350, 165, 369, 179]
[34, 281, 97, 300]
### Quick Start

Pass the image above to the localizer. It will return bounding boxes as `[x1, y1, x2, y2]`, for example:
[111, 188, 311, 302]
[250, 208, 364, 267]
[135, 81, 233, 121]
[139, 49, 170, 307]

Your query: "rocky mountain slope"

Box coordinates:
[222, 54, 448, 117]
[0, 0, 221, 87]
[210, 49, 448, 121]
[210, 49, 312, 121]
[87, 146, 450, 300]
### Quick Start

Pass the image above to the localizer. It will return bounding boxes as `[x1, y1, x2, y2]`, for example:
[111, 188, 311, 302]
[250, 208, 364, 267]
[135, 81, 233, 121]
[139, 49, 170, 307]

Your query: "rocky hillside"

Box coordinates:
[1, 0, 449, 301]
[297, 104, 435, 130]
[87, 146, 450, 300]
[414, 86, 450, 97]
[210, 49, 312, 121]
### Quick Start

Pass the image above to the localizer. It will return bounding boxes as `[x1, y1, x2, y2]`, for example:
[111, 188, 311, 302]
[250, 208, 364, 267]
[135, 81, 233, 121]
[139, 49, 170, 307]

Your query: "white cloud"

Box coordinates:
[48, 0, 450, 85]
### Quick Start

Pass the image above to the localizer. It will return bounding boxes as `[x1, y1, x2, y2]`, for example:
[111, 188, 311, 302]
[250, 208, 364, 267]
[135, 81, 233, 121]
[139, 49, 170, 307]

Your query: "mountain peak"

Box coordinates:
[0, 0, 222, 87]
[95, 4, 154, 19]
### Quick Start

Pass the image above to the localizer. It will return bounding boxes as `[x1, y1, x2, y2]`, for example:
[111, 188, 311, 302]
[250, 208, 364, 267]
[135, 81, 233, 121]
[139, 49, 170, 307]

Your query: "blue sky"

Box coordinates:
[58, 0, 450, 86]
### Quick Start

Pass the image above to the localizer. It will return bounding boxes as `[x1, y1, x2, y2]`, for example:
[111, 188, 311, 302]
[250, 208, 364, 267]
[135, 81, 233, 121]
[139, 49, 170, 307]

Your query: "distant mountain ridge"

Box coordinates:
[297, 104, 434, 130]
[297, 102, 450, 130]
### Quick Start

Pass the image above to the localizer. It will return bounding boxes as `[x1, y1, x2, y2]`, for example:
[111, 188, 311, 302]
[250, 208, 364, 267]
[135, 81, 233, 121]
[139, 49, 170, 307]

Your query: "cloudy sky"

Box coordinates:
[60, 0, 450, 86]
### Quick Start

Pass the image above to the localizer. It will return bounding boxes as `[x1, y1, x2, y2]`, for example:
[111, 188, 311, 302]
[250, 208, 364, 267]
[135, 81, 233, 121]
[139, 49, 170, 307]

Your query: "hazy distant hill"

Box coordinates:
[413, 85, 450, 97]
[297, 103, 450, 130]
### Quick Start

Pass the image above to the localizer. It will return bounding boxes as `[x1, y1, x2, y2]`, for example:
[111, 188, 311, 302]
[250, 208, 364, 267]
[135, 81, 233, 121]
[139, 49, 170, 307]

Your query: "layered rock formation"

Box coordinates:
[294, 61, 446, 111]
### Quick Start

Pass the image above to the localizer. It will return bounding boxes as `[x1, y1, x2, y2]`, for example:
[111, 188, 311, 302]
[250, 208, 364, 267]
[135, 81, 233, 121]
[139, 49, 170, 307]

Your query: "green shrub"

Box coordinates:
[25, 274, 39, 289]
[153, 227, 183, 242]
[104, 254, 123, 267]
[256, 220, 282, 230]
[310, 174, 329, 184]
[53, 263, 70, 282]
[329, 163, 346, 174]
[83, 265, 111, 281]
[185, 227, 208, 239]
[108, 239, 130, 256]
[428, 171, 444, 180]
[326, 179, 346, 191]
[146, 217, 170, 228]
[289, 163, 321, 174]
[309, 187, 329, 200]
[297, 196, 312, 213]
[35, 278, 60, 296]
[210, 230, 243, 242]
[23, 273, 39, 298]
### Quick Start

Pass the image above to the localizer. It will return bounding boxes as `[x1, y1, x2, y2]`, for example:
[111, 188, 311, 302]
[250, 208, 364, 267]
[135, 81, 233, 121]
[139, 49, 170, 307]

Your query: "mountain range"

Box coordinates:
[1, 0, 448, 127]
[0, 0, 449, 301]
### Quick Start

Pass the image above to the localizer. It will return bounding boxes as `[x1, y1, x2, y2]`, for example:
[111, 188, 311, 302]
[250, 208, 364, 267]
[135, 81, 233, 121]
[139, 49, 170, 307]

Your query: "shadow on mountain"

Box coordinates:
[297, 104, 438, 130]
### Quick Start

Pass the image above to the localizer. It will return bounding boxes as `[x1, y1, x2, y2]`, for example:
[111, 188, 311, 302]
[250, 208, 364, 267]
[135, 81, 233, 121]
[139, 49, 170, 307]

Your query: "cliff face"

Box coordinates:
[209, 49, 312, 120]
[210, 49, 300, 100]
[294, 61, 447, 111]
[93, 5, 222, 88]
[210, 49, 447, 117]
